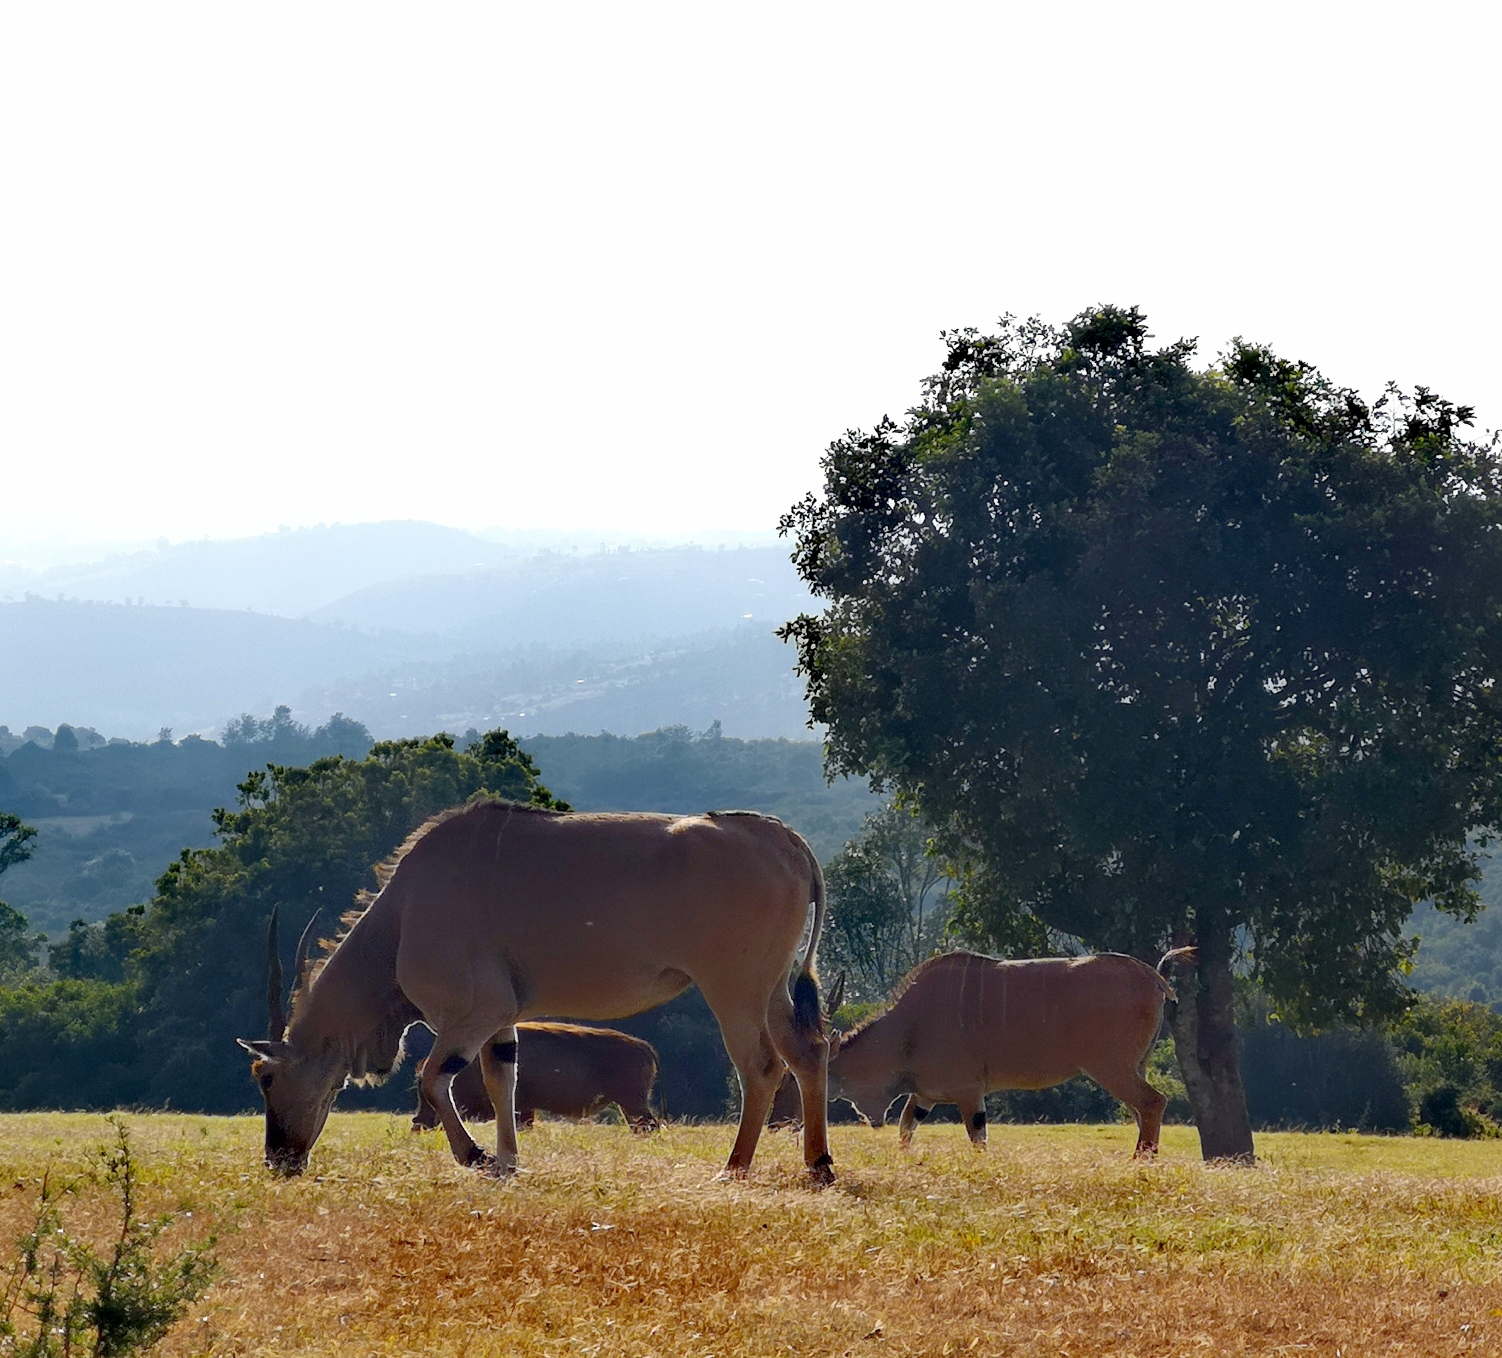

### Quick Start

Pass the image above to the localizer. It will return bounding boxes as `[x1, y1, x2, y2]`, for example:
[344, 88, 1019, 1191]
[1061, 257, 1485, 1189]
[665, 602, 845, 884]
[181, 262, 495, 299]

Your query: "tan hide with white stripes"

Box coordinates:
[827, 949, 1189, 1157]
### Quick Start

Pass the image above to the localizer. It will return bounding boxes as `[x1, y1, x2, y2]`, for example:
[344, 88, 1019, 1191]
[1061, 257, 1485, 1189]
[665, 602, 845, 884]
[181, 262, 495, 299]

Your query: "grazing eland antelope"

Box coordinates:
[238, 801, 834, 1183]
[826, 949, 1193, 1157]
[411, 1022, 660, 1133]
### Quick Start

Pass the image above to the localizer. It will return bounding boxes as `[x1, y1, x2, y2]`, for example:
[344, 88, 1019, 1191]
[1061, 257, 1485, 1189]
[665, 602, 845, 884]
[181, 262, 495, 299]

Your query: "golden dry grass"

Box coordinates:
[3, 1114, 1502, 1356]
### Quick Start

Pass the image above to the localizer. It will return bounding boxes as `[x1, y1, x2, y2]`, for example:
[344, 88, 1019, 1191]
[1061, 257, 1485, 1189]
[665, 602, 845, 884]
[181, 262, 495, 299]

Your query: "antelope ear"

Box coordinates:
[237, 1038, 285, 1058]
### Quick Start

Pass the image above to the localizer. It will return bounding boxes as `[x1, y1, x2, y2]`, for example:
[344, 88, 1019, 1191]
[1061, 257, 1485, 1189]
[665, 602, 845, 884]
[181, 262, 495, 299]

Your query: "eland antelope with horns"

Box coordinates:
[239, 801, 834, 1183]
[825, 949, 1194, 1157]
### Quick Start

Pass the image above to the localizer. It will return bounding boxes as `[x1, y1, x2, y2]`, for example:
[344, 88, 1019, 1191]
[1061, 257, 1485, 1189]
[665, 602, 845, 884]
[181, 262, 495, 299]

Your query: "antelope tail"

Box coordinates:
[1154, 945, 1197, 1001]
[791, 846, 827, 1037]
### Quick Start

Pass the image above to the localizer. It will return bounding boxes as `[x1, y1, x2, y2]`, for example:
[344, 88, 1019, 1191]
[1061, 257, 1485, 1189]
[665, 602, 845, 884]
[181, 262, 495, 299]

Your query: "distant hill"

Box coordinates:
[304, 624, 814, 742]
[309, 544, 811, 641]
[0, 538, 819, 740]
[0, 521, 517, 616]
[1406, 861, 1502, 1006]
[0, 597, 429, 737]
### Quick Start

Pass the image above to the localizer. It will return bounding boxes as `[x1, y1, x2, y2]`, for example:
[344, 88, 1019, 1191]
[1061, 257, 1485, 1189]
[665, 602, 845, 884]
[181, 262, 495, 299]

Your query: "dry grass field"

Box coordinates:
[3, 1113, 1501, 1356]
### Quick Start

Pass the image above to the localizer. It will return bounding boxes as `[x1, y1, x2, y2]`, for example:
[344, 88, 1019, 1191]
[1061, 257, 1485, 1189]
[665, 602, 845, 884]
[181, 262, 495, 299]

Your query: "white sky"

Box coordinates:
[1, 2, 1497, 550]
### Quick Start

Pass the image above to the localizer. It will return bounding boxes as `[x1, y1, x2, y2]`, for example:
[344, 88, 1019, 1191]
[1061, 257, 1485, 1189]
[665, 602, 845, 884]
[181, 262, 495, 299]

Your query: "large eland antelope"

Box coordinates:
[826, 949, 1193, 1157]
[411, 1022, 659, 1133]
[238, 802, 834, 1183]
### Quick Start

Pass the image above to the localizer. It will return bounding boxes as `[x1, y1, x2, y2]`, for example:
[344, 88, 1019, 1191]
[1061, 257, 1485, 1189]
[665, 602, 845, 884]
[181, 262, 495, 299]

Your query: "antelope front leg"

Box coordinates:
[959, 1094, 988, 1149]
[897, 1095, 932, 1150]
[478, 1027, 521, 1176]
[419, 1038, 489, 1169]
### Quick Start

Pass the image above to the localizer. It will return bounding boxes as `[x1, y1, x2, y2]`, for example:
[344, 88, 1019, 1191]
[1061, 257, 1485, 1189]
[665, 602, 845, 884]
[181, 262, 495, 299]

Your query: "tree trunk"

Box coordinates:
[1166, 921, 1255, 1162]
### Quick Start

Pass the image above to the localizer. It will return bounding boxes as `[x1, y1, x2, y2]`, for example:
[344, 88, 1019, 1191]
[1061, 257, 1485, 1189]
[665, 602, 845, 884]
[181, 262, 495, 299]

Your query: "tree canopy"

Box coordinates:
[780, 306, 1502, 1158]
[0, 810, 36, 877]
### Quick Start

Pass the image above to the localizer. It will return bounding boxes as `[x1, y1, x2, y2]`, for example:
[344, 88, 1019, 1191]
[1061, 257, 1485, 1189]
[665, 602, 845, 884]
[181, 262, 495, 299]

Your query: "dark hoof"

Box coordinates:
[714, 1165, 749, 1183]
[807, 1152, 835, 1188]
[465, 1149, 518, 1179]
[459, 1145, 514, 1177]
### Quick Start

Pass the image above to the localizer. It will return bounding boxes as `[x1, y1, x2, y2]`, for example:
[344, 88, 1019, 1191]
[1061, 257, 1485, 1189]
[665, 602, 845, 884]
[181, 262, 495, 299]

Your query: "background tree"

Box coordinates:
[0, 811, 39, 983]
[0, 811, 36, 876]
[822, 804, 951, 1003]
[780, 307, 1502, 1160]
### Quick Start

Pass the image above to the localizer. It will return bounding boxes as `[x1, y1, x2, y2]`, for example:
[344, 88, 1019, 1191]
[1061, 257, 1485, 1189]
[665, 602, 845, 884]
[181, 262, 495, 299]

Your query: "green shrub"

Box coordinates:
[0, 1118, 216, 1356]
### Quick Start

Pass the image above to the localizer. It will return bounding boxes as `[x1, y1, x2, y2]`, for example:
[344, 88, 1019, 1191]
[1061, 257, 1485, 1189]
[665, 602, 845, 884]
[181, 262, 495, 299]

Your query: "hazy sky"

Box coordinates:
[2, 2, 1496, 550]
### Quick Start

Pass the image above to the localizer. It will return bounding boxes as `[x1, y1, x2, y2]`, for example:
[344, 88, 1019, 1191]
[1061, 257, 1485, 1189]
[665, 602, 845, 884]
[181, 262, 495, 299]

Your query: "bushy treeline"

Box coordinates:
[0, 709, 372, 934]
[1239, 994, 1502, 1137]
[0, 708, 372, 819]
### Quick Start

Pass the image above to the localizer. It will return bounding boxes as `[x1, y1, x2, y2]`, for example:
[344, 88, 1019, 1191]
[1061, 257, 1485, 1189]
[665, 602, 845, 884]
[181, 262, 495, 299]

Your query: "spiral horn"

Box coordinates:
[291, 910, 321, 1000]
[264, 907, 286, 1040]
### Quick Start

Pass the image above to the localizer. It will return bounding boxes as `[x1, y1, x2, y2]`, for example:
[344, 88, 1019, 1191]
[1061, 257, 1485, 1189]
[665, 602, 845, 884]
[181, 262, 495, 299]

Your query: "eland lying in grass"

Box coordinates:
[826, 949, 1193, 1157]
[238, 801, 833, 1183]
[411, 1021, 660, 1133]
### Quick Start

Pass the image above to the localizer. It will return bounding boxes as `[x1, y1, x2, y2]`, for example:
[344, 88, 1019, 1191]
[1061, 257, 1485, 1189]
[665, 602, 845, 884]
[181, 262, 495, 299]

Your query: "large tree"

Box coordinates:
[780, 307, 1502, 1159]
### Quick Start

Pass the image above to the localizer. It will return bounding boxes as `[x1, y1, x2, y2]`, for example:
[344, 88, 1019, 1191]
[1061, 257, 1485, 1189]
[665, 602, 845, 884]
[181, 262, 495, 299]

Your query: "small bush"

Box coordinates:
[1240, 1014, 1411, 1132]
[1415, 1084, 1501, 1139]
[0, 1118, 216, 1357]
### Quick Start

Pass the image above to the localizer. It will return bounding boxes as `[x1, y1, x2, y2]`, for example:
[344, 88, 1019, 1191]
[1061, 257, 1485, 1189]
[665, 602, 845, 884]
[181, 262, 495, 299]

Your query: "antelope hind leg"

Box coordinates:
[716, 1018, 785, 1181]
[767, 984, 834, 1185]
[1084, 1063, 1167, 1158]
